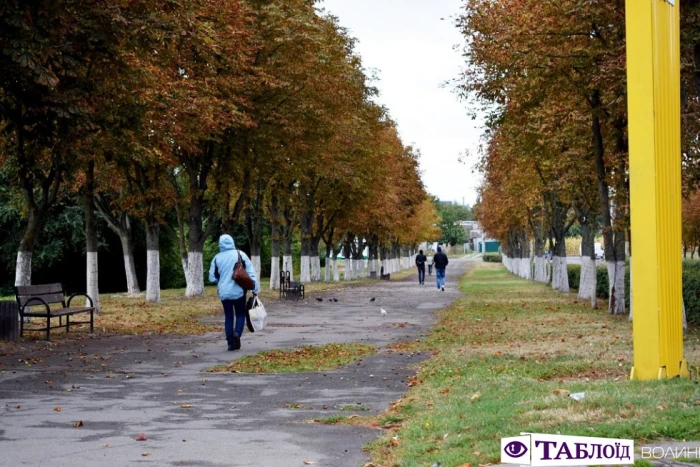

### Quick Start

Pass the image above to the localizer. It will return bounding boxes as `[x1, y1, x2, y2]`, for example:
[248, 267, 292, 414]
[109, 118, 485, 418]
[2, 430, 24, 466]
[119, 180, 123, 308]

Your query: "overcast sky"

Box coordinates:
[320, 0, 483, 206]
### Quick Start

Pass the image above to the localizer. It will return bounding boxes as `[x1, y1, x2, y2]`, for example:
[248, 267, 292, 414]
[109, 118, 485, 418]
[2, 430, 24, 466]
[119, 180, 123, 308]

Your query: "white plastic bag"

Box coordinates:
[248, 297, 267, 332]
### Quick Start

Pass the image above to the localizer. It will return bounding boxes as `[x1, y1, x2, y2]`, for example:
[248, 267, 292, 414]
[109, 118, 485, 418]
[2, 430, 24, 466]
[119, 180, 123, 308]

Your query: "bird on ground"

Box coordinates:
[332, 298, 338, 302]
[380, 308, 387, 316]
[315, 297, 323, 302]
[369, 297, 376, 302]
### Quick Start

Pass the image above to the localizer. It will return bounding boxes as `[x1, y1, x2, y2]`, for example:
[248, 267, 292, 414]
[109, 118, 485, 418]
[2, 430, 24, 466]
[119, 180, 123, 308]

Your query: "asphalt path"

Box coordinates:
[0, 257, 471, 467]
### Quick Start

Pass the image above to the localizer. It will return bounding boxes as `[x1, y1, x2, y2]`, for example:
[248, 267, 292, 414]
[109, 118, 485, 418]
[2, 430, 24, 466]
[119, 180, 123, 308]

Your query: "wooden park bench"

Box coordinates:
[279, 271, 305, 301]
[14, 283, 95, 340]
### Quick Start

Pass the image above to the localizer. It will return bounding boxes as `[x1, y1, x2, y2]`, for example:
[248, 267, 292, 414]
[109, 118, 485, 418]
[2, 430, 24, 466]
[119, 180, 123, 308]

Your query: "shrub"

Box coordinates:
[682, 261, 700, 324]
[483, 253, 502, 263]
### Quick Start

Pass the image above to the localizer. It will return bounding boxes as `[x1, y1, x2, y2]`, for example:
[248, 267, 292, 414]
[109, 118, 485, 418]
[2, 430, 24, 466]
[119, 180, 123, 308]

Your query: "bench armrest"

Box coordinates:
[20, 297, 51, 315]
[67, 293, 94, 308]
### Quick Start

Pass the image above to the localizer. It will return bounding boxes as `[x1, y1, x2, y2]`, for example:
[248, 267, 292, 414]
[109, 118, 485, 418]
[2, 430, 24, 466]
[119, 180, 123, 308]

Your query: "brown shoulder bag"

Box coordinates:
[233, 249, 255, 291]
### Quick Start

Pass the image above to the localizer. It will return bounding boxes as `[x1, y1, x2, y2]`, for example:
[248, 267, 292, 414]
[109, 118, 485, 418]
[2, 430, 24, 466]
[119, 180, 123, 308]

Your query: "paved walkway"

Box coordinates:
[0, 258, 471, 466]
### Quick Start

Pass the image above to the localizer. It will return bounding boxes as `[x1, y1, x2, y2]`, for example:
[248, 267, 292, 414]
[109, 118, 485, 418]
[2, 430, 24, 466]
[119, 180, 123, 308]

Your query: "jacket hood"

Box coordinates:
[219, 234, 236, 251]
[437, 246, 442, 253]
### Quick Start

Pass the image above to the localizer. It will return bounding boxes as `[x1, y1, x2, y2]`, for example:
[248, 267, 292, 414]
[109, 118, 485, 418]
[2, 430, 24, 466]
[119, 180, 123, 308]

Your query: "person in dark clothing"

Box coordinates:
[433, 246, 449, 291]
[415, 249, 427, 285]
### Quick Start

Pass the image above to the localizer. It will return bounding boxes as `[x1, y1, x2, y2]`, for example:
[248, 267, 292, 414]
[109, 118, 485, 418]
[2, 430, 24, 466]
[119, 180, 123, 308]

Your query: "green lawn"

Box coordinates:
[365, 262, 700, 467]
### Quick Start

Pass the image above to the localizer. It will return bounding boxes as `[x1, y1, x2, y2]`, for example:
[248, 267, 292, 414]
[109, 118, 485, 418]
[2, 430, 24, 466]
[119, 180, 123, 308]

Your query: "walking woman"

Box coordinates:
[209, 234, 260, 351]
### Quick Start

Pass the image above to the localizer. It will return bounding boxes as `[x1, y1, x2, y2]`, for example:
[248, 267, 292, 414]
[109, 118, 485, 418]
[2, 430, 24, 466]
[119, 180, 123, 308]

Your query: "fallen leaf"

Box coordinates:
[470, 393, 481, 402]
[54, 406, 61, 412]
[142, 452, 150, 457]
[73, 421, 84, 427]
[657, 404, 668, 410]
[15, 405, 20, 409]
[181, 404, 193, 409]
[553, 389, 570, 396]
[303, 461, 315, 465]
[135, 433, 148, 441]
[624, 402, 633, 409]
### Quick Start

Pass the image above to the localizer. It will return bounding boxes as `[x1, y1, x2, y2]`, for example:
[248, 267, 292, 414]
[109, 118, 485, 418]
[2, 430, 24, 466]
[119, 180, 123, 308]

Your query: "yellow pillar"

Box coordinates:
[627, 0, 689, 380]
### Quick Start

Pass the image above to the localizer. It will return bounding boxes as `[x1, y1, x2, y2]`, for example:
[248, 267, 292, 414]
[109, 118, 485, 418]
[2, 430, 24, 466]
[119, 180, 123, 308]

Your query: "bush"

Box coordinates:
[483, 253, 502, 263]
[683, 261, 700, 324]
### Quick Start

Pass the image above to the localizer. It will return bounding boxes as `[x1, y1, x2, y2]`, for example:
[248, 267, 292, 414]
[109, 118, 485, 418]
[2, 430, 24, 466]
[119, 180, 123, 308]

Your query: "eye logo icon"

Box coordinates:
[504, 441, 528, 458]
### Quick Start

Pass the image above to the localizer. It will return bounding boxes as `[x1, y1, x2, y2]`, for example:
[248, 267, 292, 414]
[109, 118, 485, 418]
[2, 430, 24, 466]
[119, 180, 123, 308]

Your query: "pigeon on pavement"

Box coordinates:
[315, 297, 323, 302]
[369, 297, 376, 302]
[380, 308, 387, 316]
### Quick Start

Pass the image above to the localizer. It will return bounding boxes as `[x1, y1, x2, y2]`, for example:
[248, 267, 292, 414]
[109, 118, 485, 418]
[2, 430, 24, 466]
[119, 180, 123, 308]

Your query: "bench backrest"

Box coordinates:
[15, 283, 65, 308]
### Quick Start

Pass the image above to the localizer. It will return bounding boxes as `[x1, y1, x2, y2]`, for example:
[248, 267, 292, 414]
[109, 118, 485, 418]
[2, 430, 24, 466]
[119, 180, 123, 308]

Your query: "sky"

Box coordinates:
[320, 0, 483, 206]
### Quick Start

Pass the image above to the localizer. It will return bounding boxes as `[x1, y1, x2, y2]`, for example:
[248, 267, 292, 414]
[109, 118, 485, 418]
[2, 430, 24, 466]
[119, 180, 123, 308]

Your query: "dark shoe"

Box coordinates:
[233, 335, 241, 350]
[441, 286, 445, 291]
[227, 344, 235, 351]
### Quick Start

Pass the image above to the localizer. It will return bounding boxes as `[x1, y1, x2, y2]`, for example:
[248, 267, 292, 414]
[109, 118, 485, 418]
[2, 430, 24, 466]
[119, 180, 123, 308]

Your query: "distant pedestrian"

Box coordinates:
[209, 234, 260, 351]
[428, 254, 434, 275]
[415, 249, 427, 285]
[433, 246, 449, 291]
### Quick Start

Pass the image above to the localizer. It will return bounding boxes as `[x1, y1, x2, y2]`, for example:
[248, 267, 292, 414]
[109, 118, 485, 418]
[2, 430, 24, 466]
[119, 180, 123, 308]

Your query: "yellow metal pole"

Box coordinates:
[627, 0, 689, 380]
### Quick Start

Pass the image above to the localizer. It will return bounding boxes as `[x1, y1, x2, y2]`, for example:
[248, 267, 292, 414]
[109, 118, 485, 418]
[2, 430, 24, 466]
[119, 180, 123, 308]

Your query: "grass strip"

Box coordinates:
[206, 343, 375, 373]
[367, 262, 700, 467]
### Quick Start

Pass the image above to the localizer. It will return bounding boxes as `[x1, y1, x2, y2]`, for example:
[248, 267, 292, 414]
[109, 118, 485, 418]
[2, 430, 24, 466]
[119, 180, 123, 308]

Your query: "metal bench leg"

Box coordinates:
[66, 315, 70, 333]
[46, 317, 50, 341]
[90, 311, 94, 333]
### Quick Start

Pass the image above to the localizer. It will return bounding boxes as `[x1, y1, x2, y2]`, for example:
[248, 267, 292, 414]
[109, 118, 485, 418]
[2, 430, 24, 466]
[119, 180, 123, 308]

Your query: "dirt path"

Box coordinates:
[0, 258, 471, 467]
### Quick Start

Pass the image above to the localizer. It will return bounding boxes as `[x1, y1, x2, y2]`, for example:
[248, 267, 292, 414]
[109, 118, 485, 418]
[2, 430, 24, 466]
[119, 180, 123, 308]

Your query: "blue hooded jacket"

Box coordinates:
[208, 234, 260, 299]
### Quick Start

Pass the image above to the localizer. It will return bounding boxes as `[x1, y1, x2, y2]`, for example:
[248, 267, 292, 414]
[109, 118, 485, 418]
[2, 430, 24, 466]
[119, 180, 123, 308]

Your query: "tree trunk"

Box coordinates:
[15, 210, 43, 287]
[310, 240, 321, 282]
[607, 231, 627, 315]
[145, 222, 161, 303]
[300, 238, 311, 283]
[269, 195, 281, 290]
[185, 190, 206, 297]
[552, 238, 569, 293]
[344, 238, 353, 281]
[578, 221, 597, 307]
[83, 162, 101, 312]
[324, 242, 331, 282]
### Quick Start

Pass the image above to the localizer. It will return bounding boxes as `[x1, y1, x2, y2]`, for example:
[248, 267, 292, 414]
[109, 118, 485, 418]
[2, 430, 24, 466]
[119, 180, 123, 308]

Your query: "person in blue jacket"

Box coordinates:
[209, 234, 260, 351]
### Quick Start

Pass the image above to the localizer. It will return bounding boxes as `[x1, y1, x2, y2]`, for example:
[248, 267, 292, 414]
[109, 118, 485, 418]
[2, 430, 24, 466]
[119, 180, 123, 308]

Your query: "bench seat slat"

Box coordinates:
[50, 307, 94, 316]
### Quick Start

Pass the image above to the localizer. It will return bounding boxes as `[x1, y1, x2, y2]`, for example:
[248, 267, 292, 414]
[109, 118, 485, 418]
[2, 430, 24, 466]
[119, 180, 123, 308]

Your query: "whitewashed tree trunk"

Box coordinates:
[119, 235, 140, 295]
[369, 259, 378, 277]
[333, 258, 340, 281]
[251, 255, 261, 281]
[146, 249, 161, 303]
[558, 255, 570, 293]
[324, 256, 331, 282]
[607, 260, 626, 314]
[86, 251, 100, 311]
[533, 257, 544, 282]
[551, 256, 561, 290]
[300, 255, 311, 282]
[15, 251, 32, 287]
[283, 255, 294, 281]
[520, 257, 531, 279]
[185, 251, 204, 296]
[578, 257, 597, 304]
[270, 256, 280, 290]
[344, 258, 353, 281]
[310, 256, 321, 281]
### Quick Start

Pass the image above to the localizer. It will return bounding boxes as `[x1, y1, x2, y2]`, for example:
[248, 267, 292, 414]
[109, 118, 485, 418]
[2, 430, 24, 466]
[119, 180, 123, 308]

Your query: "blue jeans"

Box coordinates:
[222, 295, 247, 344]
[417, 266, 425, 284]
[436, 268, 446, 289]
